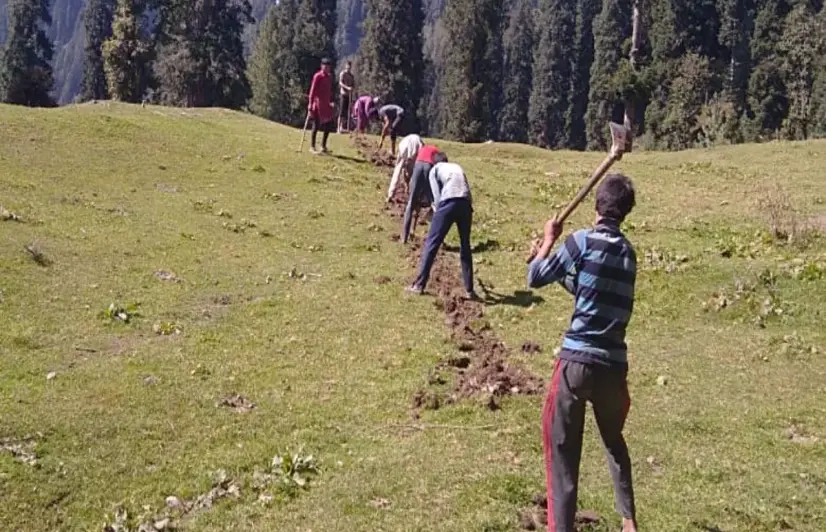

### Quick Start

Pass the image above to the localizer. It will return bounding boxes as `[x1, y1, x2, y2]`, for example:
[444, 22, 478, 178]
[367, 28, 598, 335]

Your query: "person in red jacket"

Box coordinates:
[308, 58, 335, 154]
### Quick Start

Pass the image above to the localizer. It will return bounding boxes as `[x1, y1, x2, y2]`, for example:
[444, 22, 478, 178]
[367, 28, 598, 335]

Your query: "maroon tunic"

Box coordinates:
[308, 70, 334, 124]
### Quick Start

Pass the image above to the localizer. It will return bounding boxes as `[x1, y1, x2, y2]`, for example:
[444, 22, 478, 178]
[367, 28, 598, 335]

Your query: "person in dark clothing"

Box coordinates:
[406, 156, 477, 299]
[401, 144, 442, 243]
[377, 104, 405, 155]
[526, 173, 639, 532]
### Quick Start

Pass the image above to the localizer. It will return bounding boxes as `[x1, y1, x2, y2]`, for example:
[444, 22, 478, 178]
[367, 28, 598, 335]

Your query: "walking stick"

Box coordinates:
[297, 112, 311, 153]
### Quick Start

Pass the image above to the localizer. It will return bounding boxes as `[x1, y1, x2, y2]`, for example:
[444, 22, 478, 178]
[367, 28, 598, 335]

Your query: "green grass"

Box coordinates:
[1, 102, 826, 531]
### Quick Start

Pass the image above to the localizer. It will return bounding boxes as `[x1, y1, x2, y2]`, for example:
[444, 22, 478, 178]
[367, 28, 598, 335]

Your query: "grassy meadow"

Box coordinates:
[1, 102, 826, 531]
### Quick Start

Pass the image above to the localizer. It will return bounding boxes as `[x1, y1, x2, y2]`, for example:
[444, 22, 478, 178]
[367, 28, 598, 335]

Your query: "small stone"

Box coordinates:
[656, 375, 668, 386]
[153, 518, 170, 530]
[165, 496, 182, 509]
[46, 371, 57, 381]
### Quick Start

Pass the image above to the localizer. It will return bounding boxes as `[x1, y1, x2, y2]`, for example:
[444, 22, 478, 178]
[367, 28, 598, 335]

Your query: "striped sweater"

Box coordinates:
[527, 221, 636, 368]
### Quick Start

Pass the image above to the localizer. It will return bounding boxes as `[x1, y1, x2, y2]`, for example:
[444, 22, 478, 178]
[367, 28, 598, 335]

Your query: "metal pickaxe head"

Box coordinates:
[609, 122, 631, 160]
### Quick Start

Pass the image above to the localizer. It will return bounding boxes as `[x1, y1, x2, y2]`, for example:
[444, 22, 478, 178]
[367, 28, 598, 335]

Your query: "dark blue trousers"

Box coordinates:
[402, 161, 434, 244]
[413, 197, 474, 293]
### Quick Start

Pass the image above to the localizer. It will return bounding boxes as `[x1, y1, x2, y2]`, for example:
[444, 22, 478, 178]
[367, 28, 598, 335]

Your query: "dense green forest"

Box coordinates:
[1, 0, 825, 149]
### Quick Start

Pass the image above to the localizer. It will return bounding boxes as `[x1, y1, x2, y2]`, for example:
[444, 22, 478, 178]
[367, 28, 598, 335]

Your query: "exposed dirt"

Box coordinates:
[520, 493, 602, 530]
[521, 341, 543, 354]
[358, 137, 544, 414]
[354, 136, 396, 168]
[374, 275, 392, 285]
[218, 394, 256, 413]
[0, 436, 39, 466]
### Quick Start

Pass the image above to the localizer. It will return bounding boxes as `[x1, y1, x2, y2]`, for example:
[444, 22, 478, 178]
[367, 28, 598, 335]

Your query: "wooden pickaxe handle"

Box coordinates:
[527, 122, 631, 262]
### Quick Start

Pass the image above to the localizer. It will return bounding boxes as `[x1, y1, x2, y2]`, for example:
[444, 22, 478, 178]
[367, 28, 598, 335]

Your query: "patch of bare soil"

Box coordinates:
[374, 275, 392, 285]
[103, 471, 241, 532]
[354, 136, 396, 168]
[521, 341, 543, 354]
[0, 435, 39, 466]
[218, 394, 256, 413]
[519, 493, 602, 530]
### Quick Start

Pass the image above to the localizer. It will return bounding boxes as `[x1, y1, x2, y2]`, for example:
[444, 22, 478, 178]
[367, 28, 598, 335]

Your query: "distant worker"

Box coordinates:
[338, 61, 355, 134]
[401, 143, 442, 243]
[307, 58, 335, 154]
[378, 103, 405, 156]
[406, 155, 477, 300]
[353, 95, 379, 137]
[387, 134, 423, 202]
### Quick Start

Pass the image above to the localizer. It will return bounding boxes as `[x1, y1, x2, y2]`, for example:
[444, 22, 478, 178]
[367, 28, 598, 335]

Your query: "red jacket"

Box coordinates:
[417, 145, 441, 164]
[308, 70, 334, 123]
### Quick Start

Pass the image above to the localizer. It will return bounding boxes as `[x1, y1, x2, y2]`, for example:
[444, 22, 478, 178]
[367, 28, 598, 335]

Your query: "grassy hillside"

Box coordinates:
[1, 102, 825, 531]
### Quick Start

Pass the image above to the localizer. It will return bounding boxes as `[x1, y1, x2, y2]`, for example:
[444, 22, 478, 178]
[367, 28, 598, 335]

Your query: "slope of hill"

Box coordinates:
[1, 103, 826, 531]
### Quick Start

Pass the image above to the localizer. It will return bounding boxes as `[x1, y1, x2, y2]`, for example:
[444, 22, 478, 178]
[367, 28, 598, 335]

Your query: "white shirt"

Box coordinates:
[429, 162, 471, 209]
[397, 135, 423, 162]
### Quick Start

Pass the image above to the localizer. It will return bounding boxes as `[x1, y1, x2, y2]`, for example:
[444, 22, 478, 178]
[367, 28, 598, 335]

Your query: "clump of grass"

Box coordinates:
[152, 321, 181, 336]
[100, 303, 141, 323]
[703, 272, 792, 328]
[252, 449, 320, 499]
[758, 184, 818, 248]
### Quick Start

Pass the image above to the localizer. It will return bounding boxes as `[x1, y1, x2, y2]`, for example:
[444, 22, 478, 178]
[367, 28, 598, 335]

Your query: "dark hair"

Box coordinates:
[595, 173, 635, 222]
[433, 152, 448, 164]
[321, 58, 331, 65]
[345, 60, 352, 67]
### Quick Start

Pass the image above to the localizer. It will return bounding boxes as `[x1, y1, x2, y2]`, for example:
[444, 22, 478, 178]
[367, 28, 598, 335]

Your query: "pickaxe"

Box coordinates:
[527, 122, 631, 262]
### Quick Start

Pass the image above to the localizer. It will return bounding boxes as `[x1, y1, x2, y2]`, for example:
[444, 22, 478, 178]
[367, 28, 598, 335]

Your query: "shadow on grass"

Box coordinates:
[479, 281, 544, 308]
[444, 239, 501, 254]
[333, 154, 368, 164]
[691, 522, 724, 532]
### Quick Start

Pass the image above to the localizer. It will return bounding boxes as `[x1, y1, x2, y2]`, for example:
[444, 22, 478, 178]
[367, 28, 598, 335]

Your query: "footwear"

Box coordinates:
[465, 291, 482, 301]
[405, 285, 424, 295]
[321, 146, 331, 154]
[309, 147, 319, 154]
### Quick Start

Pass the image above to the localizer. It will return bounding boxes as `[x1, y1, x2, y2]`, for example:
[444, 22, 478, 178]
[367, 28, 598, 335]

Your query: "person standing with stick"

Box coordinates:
[338, 61, 355, 134]
[526, 174, 639, 532]
[307, 58, 335, 154]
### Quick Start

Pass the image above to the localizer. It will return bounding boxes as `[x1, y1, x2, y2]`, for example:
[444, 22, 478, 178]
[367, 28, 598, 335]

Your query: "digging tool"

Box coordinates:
[297, 112, 311, 153]
[527, 122, 631, 263]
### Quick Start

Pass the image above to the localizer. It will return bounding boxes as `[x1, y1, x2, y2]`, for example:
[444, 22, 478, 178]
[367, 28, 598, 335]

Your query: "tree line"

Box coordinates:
[1, 0, 825, 151]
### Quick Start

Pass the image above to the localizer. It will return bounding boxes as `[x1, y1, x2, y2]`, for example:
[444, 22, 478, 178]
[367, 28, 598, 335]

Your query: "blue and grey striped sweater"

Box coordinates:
[527, 221, 636, 368]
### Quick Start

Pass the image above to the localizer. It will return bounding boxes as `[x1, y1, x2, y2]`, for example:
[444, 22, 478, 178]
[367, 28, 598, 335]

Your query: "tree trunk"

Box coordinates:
[623, 0, 644, 151]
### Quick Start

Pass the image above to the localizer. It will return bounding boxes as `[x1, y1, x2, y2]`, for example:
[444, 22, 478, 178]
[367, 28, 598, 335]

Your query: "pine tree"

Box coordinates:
[248, 0, 304, 124]
[438, 0, 504, 142]
[585, 0, 632, 150]
[717, 0, 753, 114]
[0, 0, 55, 107]
[293, 0, 337, 99]
[154, 0, 253, 108]
[81, 0, 116, 101]
[358, 0, 425, 128]
[747, 0, 790, 138]
[528, 0, 576, 148]
[642, 0, 679, 146]
[779, 3, 823, 139]
[498, 0, 533, 143]
[566, 0, 600, 149]
[103, 0, 151, 102]
[660, 53, 712, 149]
